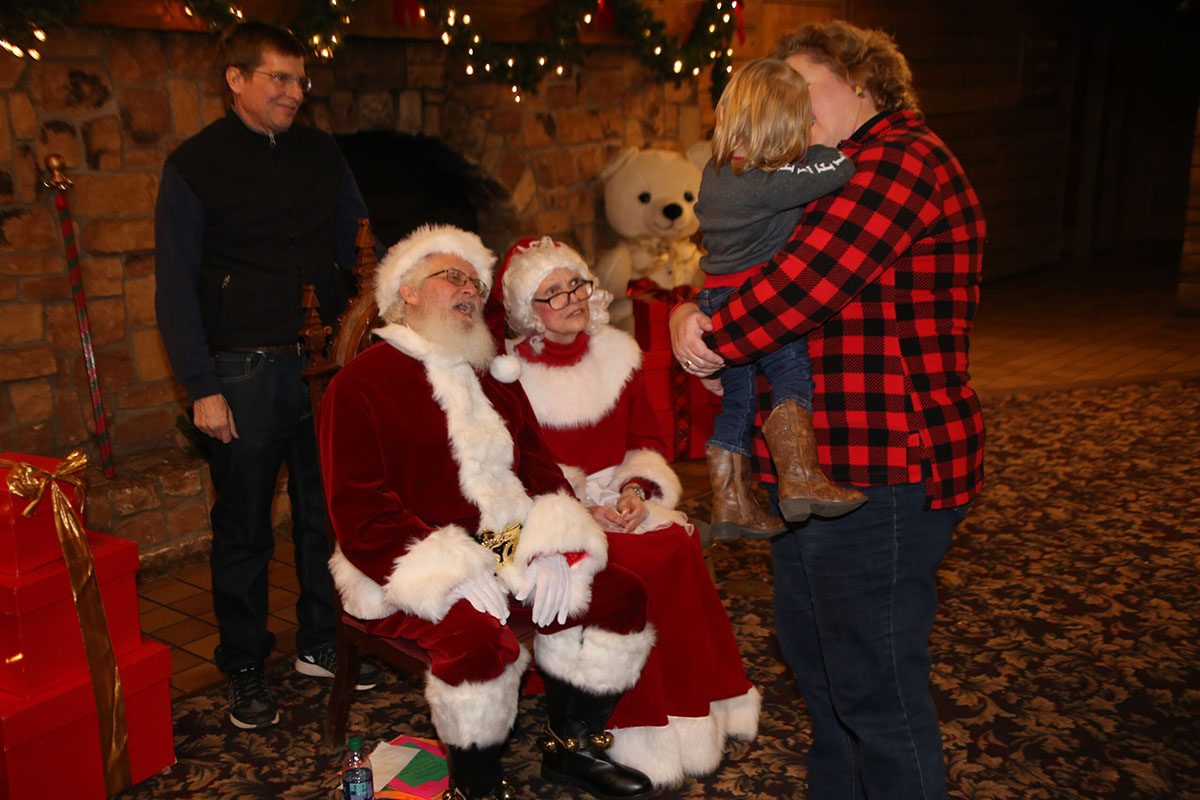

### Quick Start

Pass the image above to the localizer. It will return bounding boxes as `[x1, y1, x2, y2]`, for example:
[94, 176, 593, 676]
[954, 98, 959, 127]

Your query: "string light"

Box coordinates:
[27, 0, 740, 98]
[28, 48, 40, 60]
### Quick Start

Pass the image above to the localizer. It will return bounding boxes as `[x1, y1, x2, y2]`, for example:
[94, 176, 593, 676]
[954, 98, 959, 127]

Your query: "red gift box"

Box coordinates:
[0, 531, 142, 698]
[0, 642, 175, 799]
[0, 453, 84, 577]
[641, 350, 720, 461]
[631, 296, 671, 352]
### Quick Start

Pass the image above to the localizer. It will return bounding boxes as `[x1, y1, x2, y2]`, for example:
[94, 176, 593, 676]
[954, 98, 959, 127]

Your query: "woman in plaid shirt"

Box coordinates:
[671, 21, 985, 800]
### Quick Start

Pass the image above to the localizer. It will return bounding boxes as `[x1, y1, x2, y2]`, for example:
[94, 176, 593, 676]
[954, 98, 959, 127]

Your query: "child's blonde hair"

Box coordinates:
[712, 58, 812, 174]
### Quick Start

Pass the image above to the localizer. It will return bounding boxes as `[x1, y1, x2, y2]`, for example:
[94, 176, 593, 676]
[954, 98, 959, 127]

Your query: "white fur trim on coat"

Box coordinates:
[498, 491, 607, 618]
[372, 322, 606, 611]
[374, 224, 496, 314]
[608, 448, 682, 510]
[425, 646, 531, 748]
[328, 526, 497, 622]
[534, 624, 655, 695]
[513, 325, 641, 428]
[607, 686, 761, 787]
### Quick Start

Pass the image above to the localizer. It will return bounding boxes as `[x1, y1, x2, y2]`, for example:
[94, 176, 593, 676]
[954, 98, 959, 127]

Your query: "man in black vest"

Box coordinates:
[154, 21, 380, 730]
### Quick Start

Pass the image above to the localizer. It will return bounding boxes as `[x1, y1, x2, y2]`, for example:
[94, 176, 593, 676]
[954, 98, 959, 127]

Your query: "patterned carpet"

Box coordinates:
[118, 379, 1200, 800]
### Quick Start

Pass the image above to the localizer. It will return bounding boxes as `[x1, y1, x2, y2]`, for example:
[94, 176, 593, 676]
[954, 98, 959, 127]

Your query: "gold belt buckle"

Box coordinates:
[478, 521, 521, 569]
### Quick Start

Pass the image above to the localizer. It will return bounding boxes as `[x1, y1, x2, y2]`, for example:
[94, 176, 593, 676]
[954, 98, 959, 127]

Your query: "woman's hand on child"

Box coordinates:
[670, 303, 724, 377]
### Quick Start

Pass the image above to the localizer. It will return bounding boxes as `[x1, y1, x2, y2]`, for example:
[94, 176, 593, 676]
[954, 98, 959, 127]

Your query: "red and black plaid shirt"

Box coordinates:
[704, 110, 986, 508]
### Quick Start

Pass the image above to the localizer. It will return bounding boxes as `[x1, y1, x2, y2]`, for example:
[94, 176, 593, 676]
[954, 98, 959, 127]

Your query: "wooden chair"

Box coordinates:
[300, 221, 536, 750]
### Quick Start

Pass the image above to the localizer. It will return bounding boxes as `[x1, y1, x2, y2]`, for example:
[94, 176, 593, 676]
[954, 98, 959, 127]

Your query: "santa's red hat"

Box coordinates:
[374, 223, 496, 315]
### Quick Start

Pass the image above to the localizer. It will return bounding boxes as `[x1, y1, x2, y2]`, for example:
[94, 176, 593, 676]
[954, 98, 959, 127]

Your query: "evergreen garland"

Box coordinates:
[2, 0, 742, 103]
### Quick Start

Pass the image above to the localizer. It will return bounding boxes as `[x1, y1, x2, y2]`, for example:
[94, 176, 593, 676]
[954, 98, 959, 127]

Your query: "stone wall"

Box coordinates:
[0, 26, 713, 568]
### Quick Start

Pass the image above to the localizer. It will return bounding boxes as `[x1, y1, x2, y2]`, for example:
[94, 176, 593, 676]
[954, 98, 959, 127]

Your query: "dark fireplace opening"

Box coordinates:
[335, 131, 503, 251]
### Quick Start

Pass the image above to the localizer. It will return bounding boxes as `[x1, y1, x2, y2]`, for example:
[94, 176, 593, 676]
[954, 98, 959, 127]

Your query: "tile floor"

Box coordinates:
[136, 255, 1200, 700]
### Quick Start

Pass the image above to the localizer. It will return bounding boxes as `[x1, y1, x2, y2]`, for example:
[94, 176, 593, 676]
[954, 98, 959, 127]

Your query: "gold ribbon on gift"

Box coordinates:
[2, 450, 132, 797]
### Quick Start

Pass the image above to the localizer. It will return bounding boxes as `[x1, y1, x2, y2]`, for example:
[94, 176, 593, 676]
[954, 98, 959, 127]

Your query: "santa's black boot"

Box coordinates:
[538, 673, 654, 800]
[440, 742, 513, 800]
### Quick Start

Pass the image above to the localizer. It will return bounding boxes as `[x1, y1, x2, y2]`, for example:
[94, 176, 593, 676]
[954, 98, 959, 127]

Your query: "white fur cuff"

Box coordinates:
[383, 526, 500, 622]
[608, 448, 682, 510]
[534, 624, 656, 695]
[496, 492, 608, 617]
[425, 647, 531, 748]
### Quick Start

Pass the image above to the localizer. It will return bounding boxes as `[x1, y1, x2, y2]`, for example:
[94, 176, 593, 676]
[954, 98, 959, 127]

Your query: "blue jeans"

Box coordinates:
[205, 352, 337, 674]
[768, 480, 968, 800]
[699, 286, 812, 456]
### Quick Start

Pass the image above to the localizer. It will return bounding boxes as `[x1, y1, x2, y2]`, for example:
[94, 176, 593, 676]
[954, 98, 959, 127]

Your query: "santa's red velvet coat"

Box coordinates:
[317, 323, 655, 751]
[511, 324, 761, 787]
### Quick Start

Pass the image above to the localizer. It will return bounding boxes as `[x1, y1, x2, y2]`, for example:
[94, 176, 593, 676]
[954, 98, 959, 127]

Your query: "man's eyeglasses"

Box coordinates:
[251, 70, 313, 93]
[534, 280, 594, 311]
[428, 267, 488, 297]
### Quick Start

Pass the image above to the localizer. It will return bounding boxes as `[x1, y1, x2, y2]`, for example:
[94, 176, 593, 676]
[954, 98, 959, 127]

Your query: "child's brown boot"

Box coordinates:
[706, 446, 787, 541]
[762, 399, 867, 522]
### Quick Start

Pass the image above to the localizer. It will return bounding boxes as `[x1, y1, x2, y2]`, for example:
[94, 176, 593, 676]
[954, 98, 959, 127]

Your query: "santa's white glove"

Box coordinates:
[447, 570, 510, 625]
[515, 554, 572, 628]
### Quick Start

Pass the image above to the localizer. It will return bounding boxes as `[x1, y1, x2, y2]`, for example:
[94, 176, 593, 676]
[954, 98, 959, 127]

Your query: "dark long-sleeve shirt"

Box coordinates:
[154, 109, 369, 401]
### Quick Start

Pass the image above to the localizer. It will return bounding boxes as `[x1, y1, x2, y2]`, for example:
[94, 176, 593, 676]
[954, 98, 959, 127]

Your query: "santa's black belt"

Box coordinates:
[214, 343, 303, 356]
[477, 521, 521, 569]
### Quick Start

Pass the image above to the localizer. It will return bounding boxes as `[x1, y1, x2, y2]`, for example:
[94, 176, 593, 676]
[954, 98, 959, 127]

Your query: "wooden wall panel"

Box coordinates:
[848, 0, 1079, 279]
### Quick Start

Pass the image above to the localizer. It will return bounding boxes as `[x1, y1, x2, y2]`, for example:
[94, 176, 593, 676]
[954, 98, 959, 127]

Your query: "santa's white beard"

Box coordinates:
[406, 307, 496, 370]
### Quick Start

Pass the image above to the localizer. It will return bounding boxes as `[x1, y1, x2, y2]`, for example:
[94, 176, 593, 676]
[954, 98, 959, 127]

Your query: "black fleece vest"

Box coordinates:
[166, 110, 347, 347]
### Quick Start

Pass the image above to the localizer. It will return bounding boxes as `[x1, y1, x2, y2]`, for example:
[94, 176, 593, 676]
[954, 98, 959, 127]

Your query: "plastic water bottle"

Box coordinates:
[343, 736, 374, 799]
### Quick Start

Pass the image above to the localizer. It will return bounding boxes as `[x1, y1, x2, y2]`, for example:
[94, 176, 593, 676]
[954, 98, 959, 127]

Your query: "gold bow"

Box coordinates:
[2, 450, 131, 796]
[477, 521, 521, 569]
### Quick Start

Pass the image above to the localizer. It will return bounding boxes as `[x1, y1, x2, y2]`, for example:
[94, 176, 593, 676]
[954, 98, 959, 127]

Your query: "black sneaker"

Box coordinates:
[295, 645, 383, 691]
[227, 665, 279, 730]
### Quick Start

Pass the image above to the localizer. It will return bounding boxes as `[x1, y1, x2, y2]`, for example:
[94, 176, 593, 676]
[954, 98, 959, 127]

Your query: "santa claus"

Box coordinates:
[318, 224, 655, 800]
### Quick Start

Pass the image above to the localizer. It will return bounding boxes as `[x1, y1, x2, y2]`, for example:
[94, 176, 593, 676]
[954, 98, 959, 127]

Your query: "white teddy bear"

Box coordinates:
[595, 144, 711, 332]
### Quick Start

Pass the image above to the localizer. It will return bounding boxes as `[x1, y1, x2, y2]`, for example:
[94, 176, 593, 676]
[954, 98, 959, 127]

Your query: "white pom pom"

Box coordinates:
[490, 354, 522, 383]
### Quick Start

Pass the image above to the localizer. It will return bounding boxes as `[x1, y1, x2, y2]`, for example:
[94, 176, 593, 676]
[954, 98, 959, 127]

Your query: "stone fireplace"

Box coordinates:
[0, 25, 714, 571]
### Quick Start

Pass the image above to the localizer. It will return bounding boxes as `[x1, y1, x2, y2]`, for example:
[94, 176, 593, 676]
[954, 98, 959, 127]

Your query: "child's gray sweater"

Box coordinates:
[696, 145, 855, 276]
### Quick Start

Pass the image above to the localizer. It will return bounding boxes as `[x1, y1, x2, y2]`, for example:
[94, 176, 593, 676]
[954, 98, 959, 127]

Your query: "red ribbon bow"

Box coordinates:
[626, 277, 698, 304]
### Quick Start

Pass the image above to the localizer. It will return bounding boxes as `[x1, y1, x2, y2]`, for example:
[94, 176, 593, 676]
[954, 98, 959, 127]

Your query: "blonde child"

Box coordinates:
[695, 58, 866, 540]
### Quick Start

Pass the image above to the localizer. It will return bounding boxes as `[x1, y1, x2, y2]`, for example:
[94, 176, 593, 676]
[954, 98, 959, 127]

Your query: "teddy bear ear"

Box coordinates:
[685, 140, 711, 171]
[601, 146, 639, 181]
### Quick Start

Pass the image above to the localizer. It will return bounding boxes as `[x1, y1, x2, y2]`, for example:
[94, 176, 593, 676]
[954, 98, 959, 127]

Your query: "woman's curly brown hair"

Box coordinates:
[769, 20, 921, 118]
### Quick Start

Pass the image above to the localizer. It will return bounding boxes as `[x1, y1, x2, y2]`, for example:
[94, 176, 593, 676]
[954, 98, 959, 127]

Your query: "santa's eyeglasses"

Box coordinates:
[534, 280, 594, 311]
[428, 268, 488, 297]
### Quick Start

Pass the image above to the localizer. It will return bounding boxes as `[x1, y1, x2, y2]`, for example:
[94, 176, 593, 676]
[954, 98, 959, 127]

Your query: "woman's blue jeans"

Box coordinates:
[205, 351, 337, 674]
[769, 480, 967, 800]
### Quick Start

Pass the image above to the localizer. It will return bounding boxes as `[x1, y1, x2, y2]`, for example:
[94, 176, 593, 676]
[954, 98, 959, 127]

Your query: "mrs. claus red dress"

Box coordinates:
[509, 324, 760, 787]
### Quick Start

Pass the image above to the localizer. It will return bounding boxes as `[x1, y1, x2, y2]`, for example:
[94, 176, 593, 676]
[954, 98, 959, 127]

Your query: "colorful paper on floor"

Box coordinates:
[368, 735, 449, 799]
